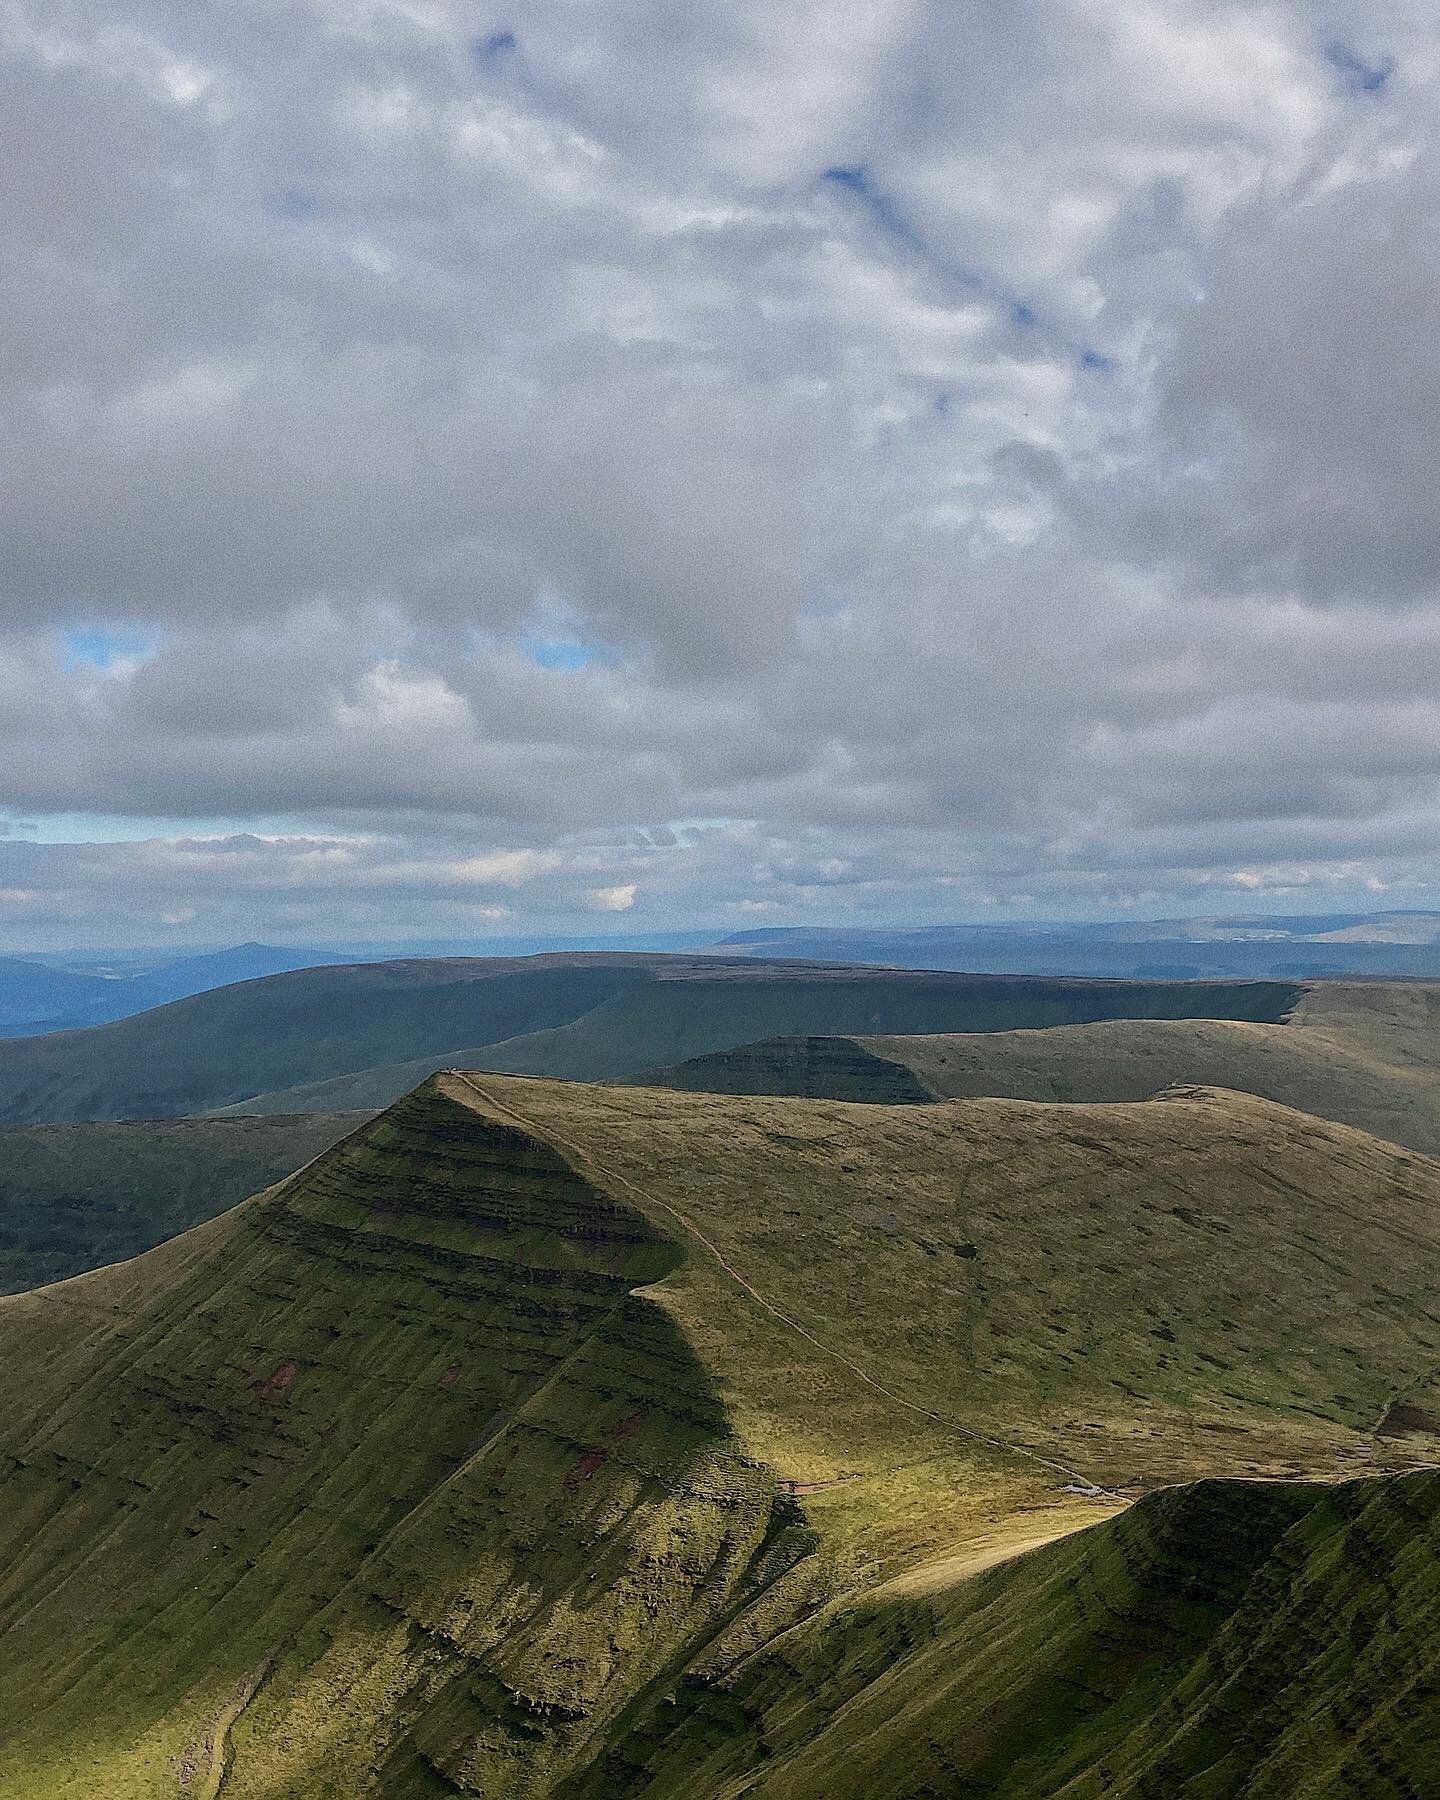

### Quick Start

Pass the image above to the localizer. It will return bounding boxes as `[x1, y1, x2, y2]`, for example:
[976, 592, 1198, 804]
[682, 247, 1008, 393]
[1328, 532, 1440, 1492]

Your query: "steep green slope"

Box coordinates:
[2, 1075, 1440, 1794]
[0, 1080, 701, 1795]
[0, 950, 1298, 1124]
[588, 1471, 1440, 1798]
[0, 1113, 365, 1293]
[635, 979, 1440, 1156]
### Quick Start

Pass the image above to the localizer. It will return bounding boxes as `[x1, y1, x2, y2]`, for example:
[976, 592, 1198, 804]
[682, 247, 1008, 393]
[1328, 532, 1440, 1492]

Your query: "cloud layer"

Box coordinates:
[3, 0, 1439, 943]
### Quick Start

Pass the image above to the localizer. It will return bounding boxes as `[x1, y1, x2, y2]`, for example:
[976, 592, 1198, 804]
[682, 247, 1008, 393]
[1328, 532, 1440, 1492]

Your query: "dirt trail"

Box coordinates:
[447, 1071, 1125, 1501]
[180, 1658, 271, 1798]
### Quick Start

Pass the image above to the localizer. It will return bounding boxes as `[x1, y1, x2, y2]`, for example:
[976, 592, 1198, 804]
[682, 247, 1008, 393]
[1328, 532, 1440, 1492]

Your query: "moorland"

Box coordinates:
[0, 954, 1436, 1794]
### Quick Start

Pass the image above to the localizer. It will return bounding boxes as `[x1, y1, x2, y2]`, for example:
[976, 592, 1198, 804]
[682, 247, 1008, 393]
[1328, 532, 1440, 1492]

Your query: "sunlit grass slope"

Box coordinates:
[0, 1113, 364, 1293]
[0, 1074, 1437, 1794]
[637, 978, 1440, 1155]
[592, 1471, 1440, 1798]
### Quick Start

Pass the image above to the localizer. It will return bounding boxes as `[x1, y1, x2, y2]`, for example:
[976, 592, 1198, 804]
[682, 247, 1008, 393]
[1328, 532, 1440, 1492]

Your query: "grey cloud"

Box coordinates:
[3, 0, 1440, 943]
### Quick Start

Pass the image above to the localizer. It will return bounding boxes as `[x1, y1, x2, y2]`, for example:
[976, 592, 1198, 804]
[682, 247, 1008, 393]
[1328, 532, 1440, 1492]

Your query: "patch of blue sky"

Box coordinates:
[519, 635, 608, 672]
[1325, 41, 1395, 94]
[58, 625, 165, 675]
[822, 165, 931, 259]
[18, 812, 313, 846]
[666, 815, 741, 836]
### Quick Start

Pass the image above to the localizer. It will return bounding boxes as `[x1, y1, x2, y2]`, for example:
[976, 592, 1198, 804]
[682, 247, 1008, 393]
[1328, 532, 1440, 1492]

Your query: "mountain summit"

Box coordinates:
[1, 1072, 1437, 1794]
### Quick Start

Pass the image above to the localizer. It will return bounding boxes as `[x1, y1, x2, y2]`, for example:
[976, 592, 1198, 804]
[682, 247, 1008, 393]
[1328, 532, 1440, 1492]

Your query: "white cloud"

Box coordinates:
[1, 0, 1438, 943]
[588, 882, 638, 912]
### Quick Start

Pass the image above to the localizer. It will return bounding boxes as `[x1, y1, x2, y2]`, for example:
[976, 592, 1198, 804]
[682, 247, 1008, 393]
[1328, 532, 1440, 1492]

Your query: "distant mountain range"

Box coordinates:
[0, 955, 1295, 1124]
[7, 910, 1440, 1043]
[716, 911, 1440, 979]
[0, 942, 358, 1037]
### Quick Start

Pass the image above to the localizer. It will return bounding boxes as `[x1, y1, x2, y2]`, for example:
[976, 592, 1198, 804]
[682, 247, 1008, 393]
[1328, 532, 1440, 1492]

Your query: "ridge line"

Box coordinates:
[445, 1071, 1123, 1501]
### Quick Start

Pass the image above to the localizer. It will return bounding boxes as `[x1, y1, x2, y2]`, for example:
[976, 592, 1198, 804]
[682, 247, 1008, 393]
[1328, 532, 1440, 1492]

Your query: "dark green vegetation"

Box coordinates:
[1, 1072, 1438, 1794]
[0, 953, 1298, 1123]
[0, 1113, 364, 1294]
[638, 979, 1440, 1156]
[630, 1033, 942, 1103]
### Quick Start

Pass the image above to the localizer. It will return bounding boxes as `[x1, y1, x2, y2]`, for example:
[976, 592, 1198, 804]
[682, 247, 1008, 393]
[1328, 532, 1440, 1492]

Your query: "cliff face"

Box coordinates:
[628, 1034, 936, 1102]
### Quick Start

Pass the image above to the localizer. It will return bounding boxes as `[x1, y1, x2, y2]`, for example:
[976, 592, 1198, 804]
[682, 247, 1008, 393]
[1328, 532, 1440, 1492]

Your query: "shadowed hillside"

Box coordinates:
[634, 979, 1440, 1156]
[1, 1074, 1439, 1793]
[0, 953, 1299, 1123]
[0, 1113, 365, 1294]
[588, 1471, 1440, 1798]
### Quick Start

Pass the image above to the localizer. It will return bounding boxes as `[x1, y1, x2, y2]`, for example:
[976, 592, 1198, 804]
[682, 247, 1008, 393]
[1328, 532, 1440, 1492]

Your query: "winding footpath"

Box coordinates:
[447, 1070, 1125, 1501]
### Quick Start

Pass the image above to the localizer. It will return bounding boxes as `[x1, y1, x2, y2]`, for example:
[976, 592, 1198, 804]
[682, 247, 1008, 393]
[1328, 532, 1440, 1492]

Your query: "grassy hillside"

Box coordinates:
[0, 953, 1299, 1123]
[636, 979, 1440, 1155]
[593, 1470, 1440, 1797]
[0, 1113, 364, 1294]
[1, 1073, 1438, 1793]
[0, 955, 646, 1123]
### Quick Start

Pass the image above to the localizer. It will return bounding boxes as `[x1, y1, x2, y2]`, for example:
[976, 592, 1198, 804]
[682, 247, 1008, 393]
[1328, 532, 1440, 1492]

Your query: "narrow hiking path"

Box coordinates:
[447, 1071, 1124, 1501]
[185, 1659, 270, 1799]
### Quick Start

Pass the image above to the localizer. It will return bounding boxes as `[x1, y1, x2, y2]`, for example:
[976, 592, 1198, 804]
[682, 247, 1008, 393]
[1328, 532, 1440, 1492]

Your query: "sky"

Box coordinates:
[2, 0, 1439, 949]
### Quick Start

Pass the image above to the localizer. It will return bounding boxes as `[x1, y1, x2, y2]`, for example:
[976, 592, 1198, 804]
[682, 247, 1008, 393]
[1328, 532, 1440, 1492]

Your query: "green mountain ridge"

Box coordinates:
[1, 1072, 1439, 1793]
[633, 979, 1440, 1156]
[0, 954, 1299, 1124]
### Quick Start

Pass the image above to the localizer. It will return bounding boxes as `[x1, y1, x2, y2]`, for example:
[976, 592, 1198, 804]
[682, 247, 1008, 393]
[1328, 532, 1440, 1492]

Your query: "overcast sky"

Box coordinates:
[2, 0, 1438, 948]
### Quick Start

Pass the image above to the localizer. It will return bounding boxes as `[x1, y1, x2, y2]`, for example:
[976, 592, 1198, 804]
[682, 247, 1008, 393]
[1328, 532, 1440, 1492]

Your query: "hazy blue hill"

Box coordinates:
[717, 915, 1440, 979]
[126, 941, 357, 1007]
[5, 912, 1433, 1043]
[0, 952, 1300, 1124]
[0, 943, 360, 1037]
[0, 956, 135, 1038]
